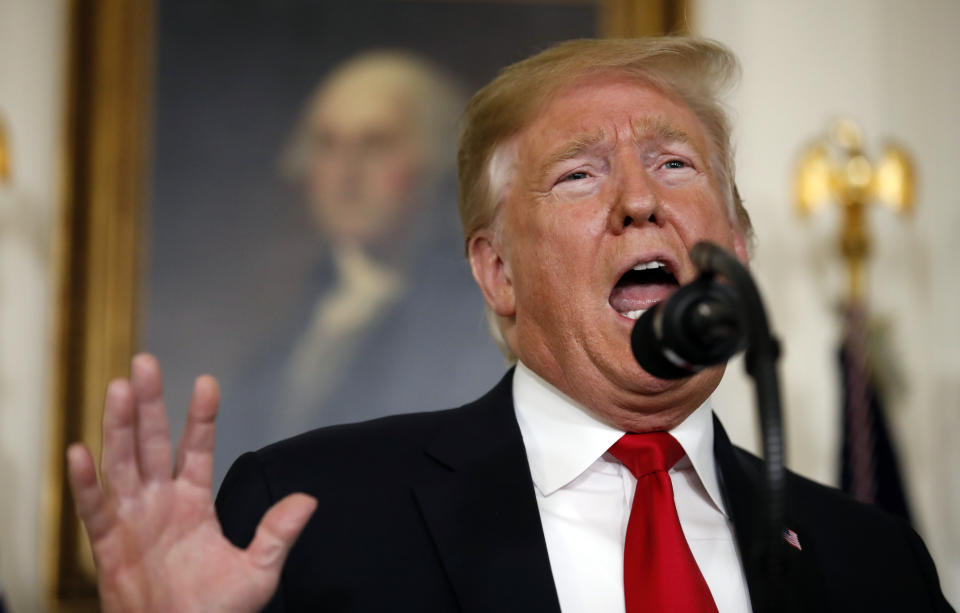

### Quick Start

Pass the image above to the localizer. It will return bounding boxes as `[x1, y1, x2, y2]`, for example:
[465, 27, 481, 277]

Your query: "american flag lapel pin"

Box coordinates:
[782, 528, 802, 551]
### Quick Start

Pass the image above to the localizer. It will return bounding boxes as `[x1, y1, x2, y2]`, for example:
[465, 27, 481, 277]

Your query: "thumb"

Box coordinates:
[246, 493, 318, 574]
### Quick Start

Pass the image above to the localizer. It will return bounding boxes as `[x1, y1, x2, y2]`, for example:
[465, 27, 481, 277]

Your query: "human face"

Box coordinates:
[472, 73, 747, 431]
[306, 83, 425, 249]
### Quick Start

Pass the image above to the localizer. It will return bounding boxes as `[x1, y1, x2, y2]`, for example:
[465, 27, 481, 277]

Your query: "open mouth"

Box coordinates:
[609, 260, 680, 320]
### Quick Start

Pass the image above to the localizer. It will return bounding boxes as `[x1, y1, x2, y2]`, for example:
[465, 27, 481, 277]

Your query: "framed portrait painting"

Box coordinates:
[49, 1, 687, 608]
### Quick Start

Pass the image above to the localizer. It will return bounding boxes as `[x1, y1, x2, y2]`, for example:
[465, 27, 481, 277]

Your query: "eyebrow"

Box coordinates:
[536, 129, 607, 184]
[632, 117, 692, 145]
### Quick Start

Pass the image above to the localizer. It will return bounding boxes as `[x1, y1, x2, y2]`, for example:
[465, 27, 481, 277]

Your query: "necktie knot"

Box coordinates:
[608, 432, 685, 479]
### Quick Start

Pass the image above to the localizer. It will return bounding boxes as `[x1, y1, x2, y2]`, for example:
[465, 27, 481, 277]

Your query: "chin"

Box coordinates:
[608, 354, 724, 407]
[617, 364, 684, 396]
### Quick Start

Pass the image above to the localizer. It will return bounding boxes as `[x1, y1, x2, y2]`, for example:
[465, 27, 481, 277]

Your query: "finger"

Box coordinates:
[174, 374, 220, 488]
[67, 443, 114, 541]
[131, 353, 173, 481]
[245, 493, 317, 574]
[101, 379, 141, 495]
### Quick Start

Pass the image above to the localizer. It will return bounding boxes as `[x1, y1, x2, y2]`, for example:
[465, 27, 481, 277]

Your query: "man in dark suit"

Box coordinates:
[67, 37, 953, 612]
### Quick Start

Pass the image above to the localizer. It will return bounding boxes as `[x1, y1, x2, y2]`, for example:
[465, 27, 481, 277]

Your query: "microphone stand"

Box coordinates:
[632, 242, 787, 609]
[688, 242, 786, 612]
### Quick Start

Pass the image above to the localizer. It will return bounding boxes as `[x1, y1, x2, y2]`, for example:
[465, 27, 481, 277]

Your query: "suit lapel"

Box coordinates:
[713, 416, 827, 612]
[414, 370, 562, 613]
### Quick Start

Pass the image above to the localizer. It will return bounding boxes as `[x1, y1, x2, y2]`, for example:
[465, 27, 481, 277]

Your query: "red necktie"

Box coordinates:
[609, 432, 719, 613]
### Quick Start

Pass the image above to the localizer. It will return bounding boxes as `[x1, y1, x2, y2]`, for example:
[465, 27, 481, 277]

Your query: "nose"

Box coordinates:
[608, 155, 662, 234]
[318, 140, 364, 196]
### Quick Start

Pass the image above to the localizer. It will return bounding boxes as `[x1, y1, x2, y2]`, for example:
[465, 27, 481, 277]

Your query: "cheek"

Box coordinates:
[667, 188, 736, 247]
[511, 208, 605, 313]
[367, 147, 424, 199]
[371, 161, 416, 197]
[519, 210, 595, 275]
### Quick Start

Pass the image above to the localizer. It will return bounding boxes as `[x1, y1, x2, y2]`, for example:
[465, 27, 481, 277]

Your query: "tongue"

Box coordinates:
[609, 283, 675, 314]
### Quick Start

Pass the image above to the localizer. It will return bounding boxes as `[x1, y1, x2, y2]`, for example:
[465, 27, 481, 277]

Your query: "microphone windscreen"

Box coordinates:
[630, 307, 695, 380]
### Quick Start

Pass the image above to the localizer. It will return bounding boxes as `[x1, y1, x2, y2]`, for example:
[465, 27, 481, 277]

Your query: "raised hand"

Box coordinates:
[67, 354, 317, 613]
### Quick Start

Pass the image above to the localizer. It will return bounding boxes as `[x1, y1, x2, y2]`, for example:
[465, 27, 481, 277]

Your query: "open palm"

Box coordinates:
[67, 354, 317, 613]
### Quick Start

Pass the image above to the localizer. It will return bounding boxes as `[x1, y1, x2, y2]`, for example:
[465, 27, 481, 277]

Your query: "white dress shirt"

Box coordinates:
[512, 361, 752, 613]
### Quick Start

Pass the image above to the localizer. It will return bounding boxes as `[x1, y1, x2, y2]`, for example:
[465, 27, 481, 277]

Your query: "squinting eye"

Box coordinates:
[562, 171, 590, 182]
[663, 159, 687, 169]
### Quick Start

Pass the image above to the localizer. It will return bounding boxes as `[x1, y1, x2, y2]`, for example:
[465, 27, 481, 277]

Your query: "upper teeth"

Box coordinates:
[632, 260, 667, 272]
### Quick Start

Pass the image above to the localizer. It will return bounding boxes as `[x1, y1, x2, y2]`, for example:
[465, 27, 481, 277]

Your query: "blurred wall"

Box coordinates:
[696, 0, 960, 604]
[0, 1, 67, 611]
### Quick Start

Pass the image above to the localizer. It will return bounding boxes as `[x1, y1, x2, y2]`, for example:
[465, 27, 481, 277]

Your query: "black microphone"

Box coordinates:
[630, 264, 747, 379]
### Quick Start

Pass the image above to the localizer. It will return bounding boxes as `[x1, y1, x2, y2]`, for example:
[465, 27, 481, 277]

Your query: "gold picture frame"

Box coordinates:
[46, 1, 687, 609]
[47, 0, 153, 609]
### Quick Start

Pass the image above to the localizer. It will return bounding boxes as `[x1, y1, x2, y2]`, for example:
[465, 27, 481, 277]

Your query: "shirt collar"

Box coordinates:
[512, 361, 728, 516]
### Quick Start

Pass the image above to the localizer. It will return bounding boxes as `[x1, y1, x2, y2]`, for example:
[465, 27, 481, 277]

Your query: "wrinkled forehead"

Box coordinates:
[511, 72, 712, 169]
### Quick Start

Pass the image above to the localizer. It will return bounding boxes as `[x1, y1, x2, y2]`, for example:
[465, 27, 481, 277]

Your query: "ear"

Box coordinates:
[731, 226, 750, 268]
[467, 231, 516, 317]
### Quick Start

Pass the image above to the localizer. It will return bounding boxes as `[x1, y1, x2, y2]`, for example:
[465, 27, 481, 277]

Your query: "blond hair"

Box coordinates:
[457, 37, 751, 361]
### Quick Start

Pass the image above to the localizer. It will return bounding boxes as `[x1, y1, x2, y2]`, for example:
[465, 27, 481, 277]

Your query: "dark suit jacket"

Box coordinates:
[216, 370, 954, 612]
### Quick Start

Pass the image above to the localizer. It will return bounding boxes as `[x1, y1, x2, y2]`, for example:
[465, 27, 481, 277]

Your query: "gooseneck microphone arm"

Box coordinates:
[631, 241, 786, 611]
